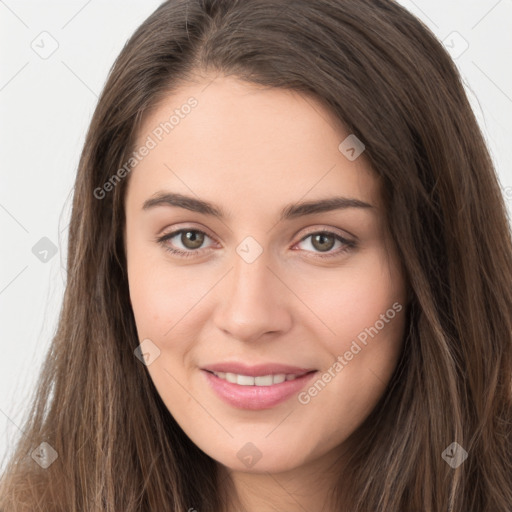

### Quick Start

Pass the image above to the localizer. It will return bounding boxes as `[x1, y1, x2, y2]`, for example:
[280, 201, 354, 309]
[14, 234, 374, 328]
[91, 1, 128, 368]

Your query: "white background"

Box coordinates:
[1, 0, 511, 471]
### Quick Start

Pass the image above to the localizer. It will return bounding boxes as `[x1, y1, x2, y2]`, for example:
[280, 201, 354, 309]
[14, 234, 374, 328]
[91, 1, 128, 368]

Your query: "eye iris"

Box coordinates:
[312, 233, 335, 252]
[182, 230, 204, 249]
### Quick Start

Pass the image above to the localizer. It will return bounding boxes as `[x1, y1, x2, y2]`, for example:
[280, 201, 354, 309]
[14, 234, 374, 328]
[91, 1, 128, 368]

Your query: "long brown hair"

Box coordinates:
[1, 0, 511, 510]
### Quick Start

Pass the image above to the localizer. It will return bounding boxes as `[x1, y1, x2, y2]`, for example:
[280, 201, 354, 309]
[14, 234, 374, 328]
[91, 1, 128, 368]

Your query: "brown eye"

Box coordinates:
[180, 230, 205, 249]
[295, 230, 356, 259]
[157, 229, 214, 257]
[310, 233, 336, 252]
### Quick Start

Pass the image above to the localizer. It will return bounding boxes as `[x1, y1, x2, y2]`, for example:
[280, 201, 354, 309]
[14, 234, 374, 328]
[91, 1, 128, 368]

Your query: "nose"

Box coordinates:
[212, 249, 293, 343]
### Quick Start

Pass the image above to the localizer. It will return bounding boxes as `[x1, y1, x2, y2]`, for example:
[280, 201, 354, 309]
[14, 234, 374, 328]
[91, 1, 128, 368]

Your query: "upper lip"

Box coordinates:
[202, 362, 316, 377]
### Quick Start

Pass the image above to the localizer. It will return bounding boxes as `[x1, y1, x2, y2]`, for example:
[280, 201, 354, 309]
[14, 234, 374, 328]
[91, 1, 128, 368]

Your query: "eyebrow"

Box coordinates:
[142, 191, 373, 221]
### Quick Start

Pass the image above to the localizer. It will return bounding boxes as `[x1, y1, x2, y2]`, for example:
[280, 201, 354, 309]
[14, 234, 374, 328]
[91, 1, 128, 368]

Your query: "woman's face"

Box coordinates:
[124, 74, 408, 475]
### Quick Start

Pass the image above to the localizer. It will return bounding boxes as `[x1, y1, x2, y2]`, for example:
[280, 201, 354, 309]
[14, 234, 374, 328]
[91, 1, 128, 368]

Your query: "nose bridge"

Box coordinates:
[212, 241, 291, 341]
[227, 232, 274, 298]
[231, 247, 270, 298]
[228, 243, 276, 313]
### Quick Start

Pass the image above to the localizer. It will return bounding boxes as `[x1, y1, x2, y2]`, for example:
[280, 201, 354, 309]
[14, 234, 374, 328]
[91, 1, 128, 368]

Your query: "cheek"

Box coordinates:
[298, 248, 405, 352]
[299, 255, 406, 428]
[126, 248, 205, 411]
[294, 248, 406, 414]
[126, 240, 206, 340]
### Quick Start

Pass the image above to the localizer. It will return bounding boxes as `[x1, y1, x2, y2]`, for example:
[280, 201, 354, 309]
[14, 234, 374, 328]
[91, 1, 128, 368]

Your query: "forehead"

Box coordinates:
[126, 74, 381, 214]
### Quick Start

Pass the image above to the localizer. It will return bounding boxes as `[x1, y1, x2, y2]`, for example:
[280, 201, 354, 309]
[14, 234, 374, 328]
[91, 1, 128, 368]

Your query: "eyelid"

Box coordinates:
[156, 223, 357, 258]
[297, 224, 357, 242]
[156, 222, 216, 239]
[157, 223, 355, 243]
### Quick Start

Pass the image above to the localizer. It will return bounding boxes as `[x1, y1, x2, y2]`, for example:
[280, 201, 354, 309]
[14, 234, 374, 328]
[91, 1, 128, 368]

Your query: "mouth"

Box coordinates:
[204, 369, 313, 386]
[201, 367, 318, 410]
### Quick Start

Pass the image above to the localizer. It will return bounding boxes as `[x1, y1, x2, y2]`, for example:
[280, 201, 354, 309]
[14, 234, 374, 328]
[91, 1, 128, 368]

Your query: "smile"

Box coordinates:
[202, 369, 318, 410]
[207, 371, 308, 386]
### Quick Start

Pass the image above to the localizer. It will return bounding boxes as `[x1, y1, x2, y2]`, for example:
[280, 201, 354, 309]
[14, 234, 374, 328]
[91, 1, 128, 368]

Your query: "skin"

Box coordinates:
[124, 73, 408, 511]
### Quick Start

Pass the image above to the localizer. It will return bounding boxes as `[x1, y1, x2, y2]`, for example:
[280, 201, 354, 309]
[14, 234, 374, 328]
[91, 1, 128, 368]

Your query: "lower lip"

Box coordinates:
[202, 370, 318, 410]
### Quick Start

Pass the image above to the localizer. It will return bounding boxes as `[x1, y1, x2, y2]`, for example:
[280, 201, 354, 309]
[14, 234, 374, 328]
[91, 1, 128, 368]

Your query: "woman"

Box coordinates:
[1, 0, 511, 510]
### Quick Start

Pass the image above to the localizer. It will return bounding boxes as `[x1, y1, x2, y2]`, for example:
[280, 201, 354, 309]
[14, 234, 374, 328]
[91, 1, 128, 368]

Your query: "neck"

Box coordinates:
[218, 446, 348, 512]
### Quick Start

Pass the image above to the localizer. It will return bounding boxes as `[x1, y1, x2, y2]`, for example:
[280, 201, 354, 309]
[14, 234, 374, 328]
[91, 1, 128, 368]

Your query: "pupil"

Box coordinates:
[183, 231, 203, 249]
[314, 234, 334, 252]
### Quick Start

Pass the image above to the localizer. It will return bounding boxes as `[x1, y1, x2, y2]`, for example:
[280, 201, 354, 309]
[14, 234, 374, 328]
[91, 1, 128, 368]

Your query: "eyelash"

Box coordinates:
[155, 227, 357, 260]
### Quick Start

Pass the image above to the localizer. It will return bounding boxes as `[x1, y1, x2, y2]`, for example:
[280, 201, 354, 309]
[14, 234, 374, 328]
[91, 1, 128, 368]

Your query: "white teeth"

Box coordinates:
[238, 374, 257, 385]
[268, 374, 286, 384]
[254, 375, 273, 386]
[225, 372, 237, 383]
[212, 372, 297, 386]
